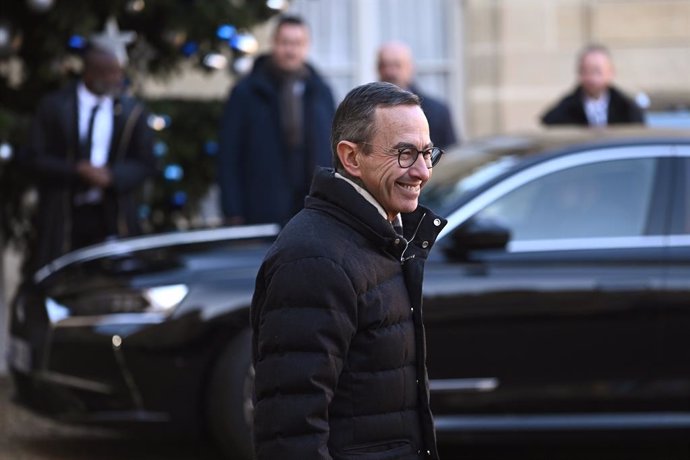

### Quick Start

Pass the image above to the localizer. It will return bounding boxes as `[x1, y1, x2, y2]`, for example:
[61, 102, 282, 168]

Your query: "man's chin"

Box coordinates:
[398, 201, 419, 215]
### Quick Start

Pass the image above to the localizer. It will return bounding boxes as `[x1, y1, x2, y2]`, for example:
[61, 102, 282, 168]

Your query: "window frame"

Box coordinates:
[440, 145, 675, 254]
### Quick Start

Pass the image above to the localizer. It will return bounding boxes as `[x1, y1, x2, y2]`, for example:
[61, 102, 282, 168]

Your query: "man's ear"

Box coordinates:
[336, 140, 362, 178]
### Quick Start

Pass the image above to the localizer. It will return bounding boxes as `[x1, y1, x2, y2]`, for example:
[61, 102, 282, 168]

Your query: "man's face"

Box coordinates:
[377, 45, 414, 89]
[272, 23, 309, 73]
[578, 51, 614, 99]
[83, 51, 124, 96]
[356, 105, 432, 221]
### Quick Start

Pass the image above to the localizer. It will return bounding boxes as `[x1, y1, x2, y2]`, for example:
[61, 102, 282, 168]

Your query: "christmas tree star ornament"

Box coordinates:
[90, 17, 136, 66]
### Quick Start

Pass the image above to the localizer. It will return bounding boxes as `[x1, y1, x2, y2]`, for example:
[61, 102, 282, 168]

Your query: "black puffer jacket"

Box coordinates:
[251, 167, 446, 460]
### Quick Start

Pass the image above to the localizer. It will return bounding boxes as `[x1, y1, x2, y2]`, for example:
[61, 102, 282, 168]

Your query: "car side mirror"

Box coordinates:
[445, 216, 511, 258]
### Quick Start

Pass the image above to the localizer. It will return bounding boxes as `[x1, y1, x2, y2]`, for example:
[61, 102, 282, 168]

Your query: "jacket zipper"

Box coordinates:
[400, 212, 426, 263]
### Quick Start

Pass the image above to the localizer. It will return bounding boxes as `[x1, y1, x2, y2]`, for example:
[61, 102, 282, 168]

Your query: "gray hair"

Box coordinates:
[331, 81, 420, 173]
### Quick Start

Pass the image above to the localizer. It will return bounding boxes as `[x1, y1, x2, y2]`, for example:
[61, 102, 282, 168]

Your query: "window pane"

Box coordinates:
[476, 158, 657, 241]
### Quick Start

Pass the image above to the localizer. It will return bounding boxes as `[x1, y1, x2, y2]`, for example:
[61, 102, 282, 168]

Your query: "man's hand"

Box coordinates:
[76, 160, 113, 188]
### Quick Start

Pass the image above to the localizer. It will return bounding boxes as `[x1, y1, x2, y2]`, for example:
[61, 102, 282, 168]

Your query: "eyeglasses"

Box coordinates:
[360, 143, 444, 169]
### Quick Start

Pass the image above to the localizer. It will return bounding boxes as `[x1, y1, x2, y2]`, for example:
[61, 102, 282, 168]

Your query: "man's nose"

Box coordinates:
[408, 154, 431, 179]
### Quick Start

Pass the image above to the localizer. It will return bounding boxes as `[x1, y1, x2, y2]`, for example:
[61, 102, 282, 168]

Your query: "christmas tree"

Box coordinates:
[0, 0, 286, 246]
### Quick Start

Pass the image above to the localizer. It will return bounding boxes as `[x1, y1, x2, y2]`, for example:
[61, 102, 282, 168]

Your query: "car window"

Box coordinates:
[474, 158, 657, 241]
[674, 152, 690, 234]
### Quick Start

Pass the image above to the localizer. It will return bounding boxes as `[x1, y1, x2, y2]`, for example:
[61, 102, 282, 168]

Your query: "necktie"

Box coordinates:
[82, 103, 100, 160]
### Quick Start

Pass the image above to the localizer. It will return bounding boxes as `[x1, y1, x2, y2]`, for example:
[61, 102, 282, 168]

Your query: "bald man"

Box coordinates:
[541, 44, 644, 126]
[377, 41, 458, 149]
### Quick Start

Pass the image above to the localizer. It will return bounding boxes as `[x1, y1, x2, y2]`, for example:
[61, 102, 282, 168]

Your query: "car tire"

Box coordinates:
[206, 327, 254, 460]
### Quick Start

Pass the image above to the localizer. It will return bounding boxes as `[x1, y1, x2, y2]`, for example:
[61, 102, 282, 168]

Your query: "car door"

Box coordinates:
[657, 144, 690, 412]
[423, 145, 672, 431]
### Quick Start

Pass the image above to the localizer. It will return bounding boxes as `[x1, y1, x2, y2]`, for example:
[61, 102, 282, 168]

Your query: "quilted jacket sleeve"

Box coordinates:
[252, 257, 357, 460]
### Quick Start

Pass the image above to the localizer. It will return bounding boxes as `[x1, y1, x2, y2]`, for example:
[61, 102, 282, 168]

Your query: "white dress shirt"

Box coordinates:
[77, 82, 114, 167]
[75, 83, 114, 205]
[583, 92, 610, 126]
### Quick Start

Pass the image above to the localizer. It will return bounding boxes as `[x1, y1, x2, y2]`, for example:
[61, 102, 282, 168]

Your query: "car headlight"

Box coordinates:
[142, 284, 189, 313]
[47, 284, 189, 317]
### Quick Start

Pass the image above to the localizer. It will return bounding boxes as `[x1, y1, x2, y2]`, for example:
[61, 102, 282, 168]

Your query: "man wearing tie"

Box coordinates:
[25, 42, 155, 273]
[540, 44, 645, 127]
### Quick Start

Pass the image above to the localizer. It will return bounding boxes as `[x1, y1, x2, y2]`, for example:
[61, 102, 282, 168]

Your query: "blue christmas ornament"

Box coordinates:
[181, 41, 199, 57]
[216, 24, 237, 41]
[153, 141, 168, 157]
[164, 164, 184, 181]
[172, 191, 187, 207]
[68, 35, 87, 50]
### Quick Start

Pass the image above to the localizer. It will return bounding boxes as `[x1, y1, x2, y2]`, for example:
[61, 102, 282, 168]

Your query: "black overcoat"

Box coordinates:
[541, 85, 645, 126]
[217, 55, 335, 225]
[25, 82, 155, 272]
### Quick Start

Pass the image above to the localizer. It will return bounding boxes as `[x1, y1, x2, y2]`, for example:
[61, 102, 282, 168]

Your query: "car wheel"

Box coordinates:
[206, 327, 254, 460]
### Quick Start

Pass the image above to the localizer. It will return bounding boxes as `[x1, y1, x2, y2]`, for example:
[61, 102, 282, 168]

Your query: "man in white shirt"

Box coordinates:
[25, 43, 155, 272]
[541, 44, 645, 127]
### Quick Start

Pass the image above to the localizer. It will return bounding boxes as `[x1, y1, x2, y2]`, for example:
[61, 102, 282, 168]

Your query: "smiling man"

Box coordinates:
[251, 81, 446, 460]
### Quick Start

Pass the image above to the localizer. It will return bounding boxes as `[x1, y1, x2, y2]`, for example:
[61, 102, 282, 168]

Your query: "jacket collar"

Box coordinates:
[305, 167, 447, 261]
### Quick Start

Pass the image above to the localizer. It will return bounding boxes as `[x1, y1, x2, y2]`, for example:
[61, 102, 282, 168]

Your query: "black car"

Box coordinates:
[8, 128, 690, 458]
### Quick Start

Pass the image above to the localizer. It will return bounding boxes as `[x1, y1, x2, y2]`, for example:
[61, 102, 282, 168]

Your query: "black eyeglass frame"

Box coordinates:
[359, 142, 444, 169]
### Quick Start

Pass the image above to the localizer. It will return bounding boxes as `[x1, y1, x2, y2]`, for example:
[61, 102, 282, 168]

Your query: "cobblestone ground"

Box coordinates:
[2, 375, 690, 460]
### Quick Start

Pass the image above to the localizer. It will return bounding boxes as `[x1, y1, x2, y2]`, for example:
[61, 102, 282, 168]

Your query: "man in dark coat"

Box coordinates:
[377, 41, 458, 149]
[541, 44, 645, 126]
[25, 43, 155, 274]
[217, 15, 336, 226]
[251, 81, 447, 460]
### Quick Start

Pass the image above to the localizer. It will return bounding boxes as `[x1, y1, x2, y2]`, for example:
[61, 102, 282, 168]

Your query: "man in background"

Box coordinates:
[377, 40, 458, 149]
[25, 42, 155, 274]
[541, 43, 645, 126]
[217, 15, 336, 226]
